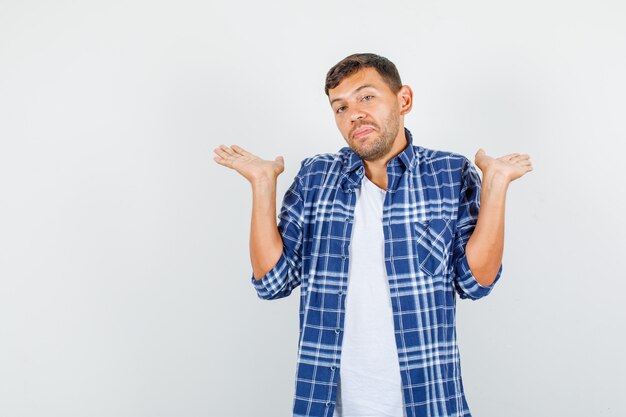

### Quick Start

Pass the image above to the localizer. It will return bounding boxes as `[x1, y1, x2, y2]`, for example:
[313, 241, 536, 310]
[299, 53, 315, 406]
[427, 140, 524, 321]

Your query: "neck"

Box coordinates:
[363, 127, 408, 190]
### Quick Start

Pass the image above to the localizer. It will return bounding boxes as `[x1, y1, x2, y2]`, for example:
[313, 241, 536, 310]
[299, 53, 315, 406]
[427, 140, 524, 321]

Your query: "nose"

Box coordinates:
[349, 106, 366, 122]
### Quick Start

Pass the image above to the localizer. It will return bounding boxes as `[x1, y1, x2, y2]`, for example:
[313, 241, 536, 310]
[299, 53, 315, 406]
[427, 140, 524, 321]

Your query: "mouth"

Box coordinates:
[352, 126, 375, 140]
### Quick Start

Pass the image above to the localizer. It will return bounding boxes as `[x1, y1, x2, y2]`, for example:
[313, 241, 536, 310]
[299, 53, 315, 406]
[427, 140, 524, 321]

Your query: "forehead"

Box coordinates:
[328, 67, 389, 100]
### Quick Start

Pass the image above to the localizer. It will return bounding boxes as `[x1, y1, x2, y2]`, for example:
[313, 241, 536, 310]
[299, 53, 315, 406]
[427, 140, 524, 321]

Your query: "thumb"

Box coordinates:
[474, 148, 486, 164]
[274, 155, 284, 165]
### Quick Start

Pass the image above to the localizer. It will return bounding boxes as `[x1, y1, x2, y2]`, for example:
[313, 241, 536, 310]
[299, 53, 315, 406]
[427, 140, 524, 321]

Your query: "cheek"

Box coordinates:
[335, 120, 349, 133]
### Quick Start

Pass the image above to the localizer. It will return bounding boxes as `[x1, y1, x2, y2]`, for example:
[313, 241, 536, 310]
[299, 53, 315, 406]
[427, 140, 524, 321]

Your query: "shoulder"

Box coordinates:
[300, 152, 342, 170]
[415, 145, 470, 170]
[290, 148, 353, 195]
[296, 148, 351, 177]
[412, 145, 477, 189]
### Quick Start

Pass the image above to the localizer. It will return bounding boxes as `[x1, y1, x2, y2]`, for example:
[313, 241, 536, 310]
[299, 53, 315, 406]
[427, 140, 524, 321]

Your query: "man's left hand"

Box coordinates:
[474, 149, 533, 184]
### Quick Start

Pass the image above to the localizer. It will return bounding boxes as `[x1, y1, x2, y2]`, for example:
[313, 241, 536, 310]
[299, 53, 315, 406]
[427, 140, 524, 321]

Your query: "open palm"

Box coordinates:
[474, 149, 533, 182]
[213, 144, 284, 183]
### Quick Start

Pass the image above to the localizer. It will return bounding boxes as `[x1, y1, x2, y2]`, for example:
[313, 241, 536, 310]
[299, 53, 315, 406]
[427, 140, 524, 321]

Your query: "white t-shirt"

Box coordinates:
[333, 175, 407, 417]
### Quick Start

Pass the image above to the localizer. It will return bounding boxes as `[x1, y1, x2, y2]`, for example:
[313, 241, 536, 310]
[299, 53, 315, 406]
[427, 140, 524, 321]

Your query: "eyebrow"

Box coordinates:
[330, 84, 377, 106]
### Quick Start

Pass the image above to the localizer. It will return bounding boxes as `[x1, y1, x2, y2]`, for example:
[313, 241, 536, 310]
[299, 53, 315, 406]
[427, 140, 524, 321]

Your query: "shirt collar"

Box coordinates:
[339, 127, 417, 192]
[394, 127, 417, 171]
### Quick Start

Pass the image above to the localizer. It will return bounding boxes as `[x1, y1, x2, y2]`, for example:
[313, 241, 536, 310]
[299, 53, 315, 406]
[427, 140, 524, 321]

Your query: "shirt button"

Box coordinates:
[330, 365, 336, 371]
[335, 328, 341, 334]
[326, 401, 332, 407]
[338, 290, 343, 295]
[345, 217, 350, 222]
[341, 255, 347, 260]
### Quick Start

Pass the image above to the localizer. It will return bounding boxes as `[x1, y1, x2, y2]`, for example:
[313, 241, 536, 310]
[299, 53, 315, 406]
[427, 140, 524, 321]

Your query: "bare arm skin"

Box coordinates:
[213, 145, 285, 280]
[465, 149, 533, 286]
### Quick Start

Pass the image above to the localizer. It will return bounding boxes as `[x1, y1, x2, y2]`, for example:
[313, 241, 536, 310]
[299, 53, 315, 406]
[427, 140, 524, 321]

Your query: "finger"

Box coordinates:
[500, 153, 520, 161]
[231, 144, 252, 157]
[213, 147, 233, 160]
[213, 156, 229, 167]
[218, 145, 236, 157]
[275, 155, 285, 166]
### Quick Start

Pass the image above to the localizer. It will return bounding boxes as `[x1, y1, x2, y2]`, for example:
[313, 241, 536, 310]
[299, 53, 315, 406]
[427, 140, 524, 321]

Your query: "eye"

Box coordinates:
[362, 95, 373, 101]
[336, 106, 346, 114]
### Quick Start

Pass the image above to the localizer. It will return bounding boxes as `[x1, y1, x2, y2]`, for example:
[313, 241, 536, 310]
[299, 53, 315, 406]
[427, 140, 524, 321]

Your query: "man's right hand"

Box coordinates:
[213, 144, 286, 280]
[213, 144, 284, 184]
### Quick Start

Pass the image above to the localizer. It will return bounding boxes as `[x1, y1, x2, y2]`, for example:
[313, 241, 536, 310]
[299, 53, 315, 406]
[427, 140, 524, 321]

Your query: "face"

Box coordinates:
[328, 67, 411, 162]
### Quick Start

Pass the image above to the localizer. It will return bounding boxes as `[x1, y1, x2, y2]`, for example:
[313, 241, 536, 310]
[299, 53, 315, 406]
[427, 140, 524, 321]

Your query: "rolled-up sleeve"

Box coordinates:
[250, 164, 305, 300]
[452, 158, 503, 300]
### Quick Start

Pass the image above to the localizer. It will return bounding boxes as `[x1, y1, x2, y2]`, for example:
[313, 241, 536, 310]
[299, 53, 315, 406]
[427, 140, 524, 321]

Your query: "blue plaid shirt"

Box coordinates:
[251, 128, 502, 417]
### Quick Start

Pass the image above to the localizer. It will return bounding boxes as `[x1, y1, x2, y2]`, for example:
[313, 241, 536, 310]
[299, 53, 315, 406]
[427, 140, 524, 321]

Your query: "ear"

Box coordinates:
[397, 85, 413, 116]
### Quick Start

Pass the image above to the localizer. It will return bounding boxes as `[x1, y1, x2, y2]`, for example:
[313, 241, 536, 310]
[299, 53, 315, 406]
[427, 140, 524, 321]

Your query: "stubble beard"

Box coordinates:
[348, 113, 400, 162]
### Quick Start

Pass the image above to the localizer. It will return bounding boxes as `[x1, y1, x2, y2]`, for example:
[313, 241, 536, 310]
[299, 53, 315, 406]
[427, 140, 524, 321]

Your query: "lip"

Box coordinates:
[352, 126, 374, 139]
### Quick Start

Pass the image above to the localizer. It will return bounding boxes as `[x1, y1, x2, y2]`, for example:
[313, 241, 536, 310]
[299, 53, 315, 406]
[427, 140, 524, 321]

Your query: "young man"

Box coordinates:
[214, 53, 532, 417]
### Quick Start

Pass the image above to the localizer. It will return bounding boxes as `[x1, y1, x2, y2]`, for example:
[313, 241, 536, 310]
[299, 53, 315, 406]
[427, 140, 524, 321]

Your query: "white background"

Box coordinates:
[1, 1, 625, 416]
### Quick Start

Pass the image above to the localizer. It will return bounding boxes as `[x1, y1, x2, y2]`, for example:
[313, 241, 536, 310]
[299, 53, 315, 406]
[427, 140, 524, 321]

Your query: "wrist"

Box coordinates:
[480, 172, 509, 205]
[482, 170, 510, 191]
[250, 174, 277, 191]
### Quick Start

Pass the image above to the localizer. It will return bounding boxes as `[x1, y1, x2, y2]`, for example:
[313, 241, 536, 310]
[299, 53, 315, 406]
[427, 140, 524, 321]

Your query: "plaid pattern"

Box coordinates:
[251, 128, 502, 417]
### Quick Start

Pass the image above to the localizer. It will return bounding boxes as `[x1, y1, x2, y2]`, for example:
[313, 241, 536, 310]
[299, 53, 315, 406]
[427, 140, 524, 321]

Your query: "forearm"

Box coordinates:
[465, 172, 509, 286]
[250, 178, 284, 280]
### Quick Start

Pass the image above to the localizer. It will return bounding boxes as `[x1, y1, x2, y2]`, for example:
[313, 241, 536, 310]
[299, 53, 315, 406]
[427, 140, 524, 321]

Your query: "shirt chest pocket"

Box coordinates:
[412, 217, 455, 277]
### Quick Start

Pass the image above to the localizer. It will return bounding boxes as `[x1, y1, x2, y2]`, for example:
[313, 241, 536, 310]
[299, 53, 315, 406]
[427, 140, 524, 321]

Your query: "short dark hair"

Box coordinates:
[324, 53, 402, 96]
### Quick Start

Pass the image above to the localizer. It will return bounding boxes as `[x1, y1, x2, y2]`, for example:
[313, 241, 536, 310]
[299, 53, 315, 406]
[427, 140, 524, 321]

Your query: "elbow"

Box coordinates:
[454, 255, 503, 300]
[469, 265, 500, 287]
[465, 241, 502, 287]
[250, 254, 301, 300]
